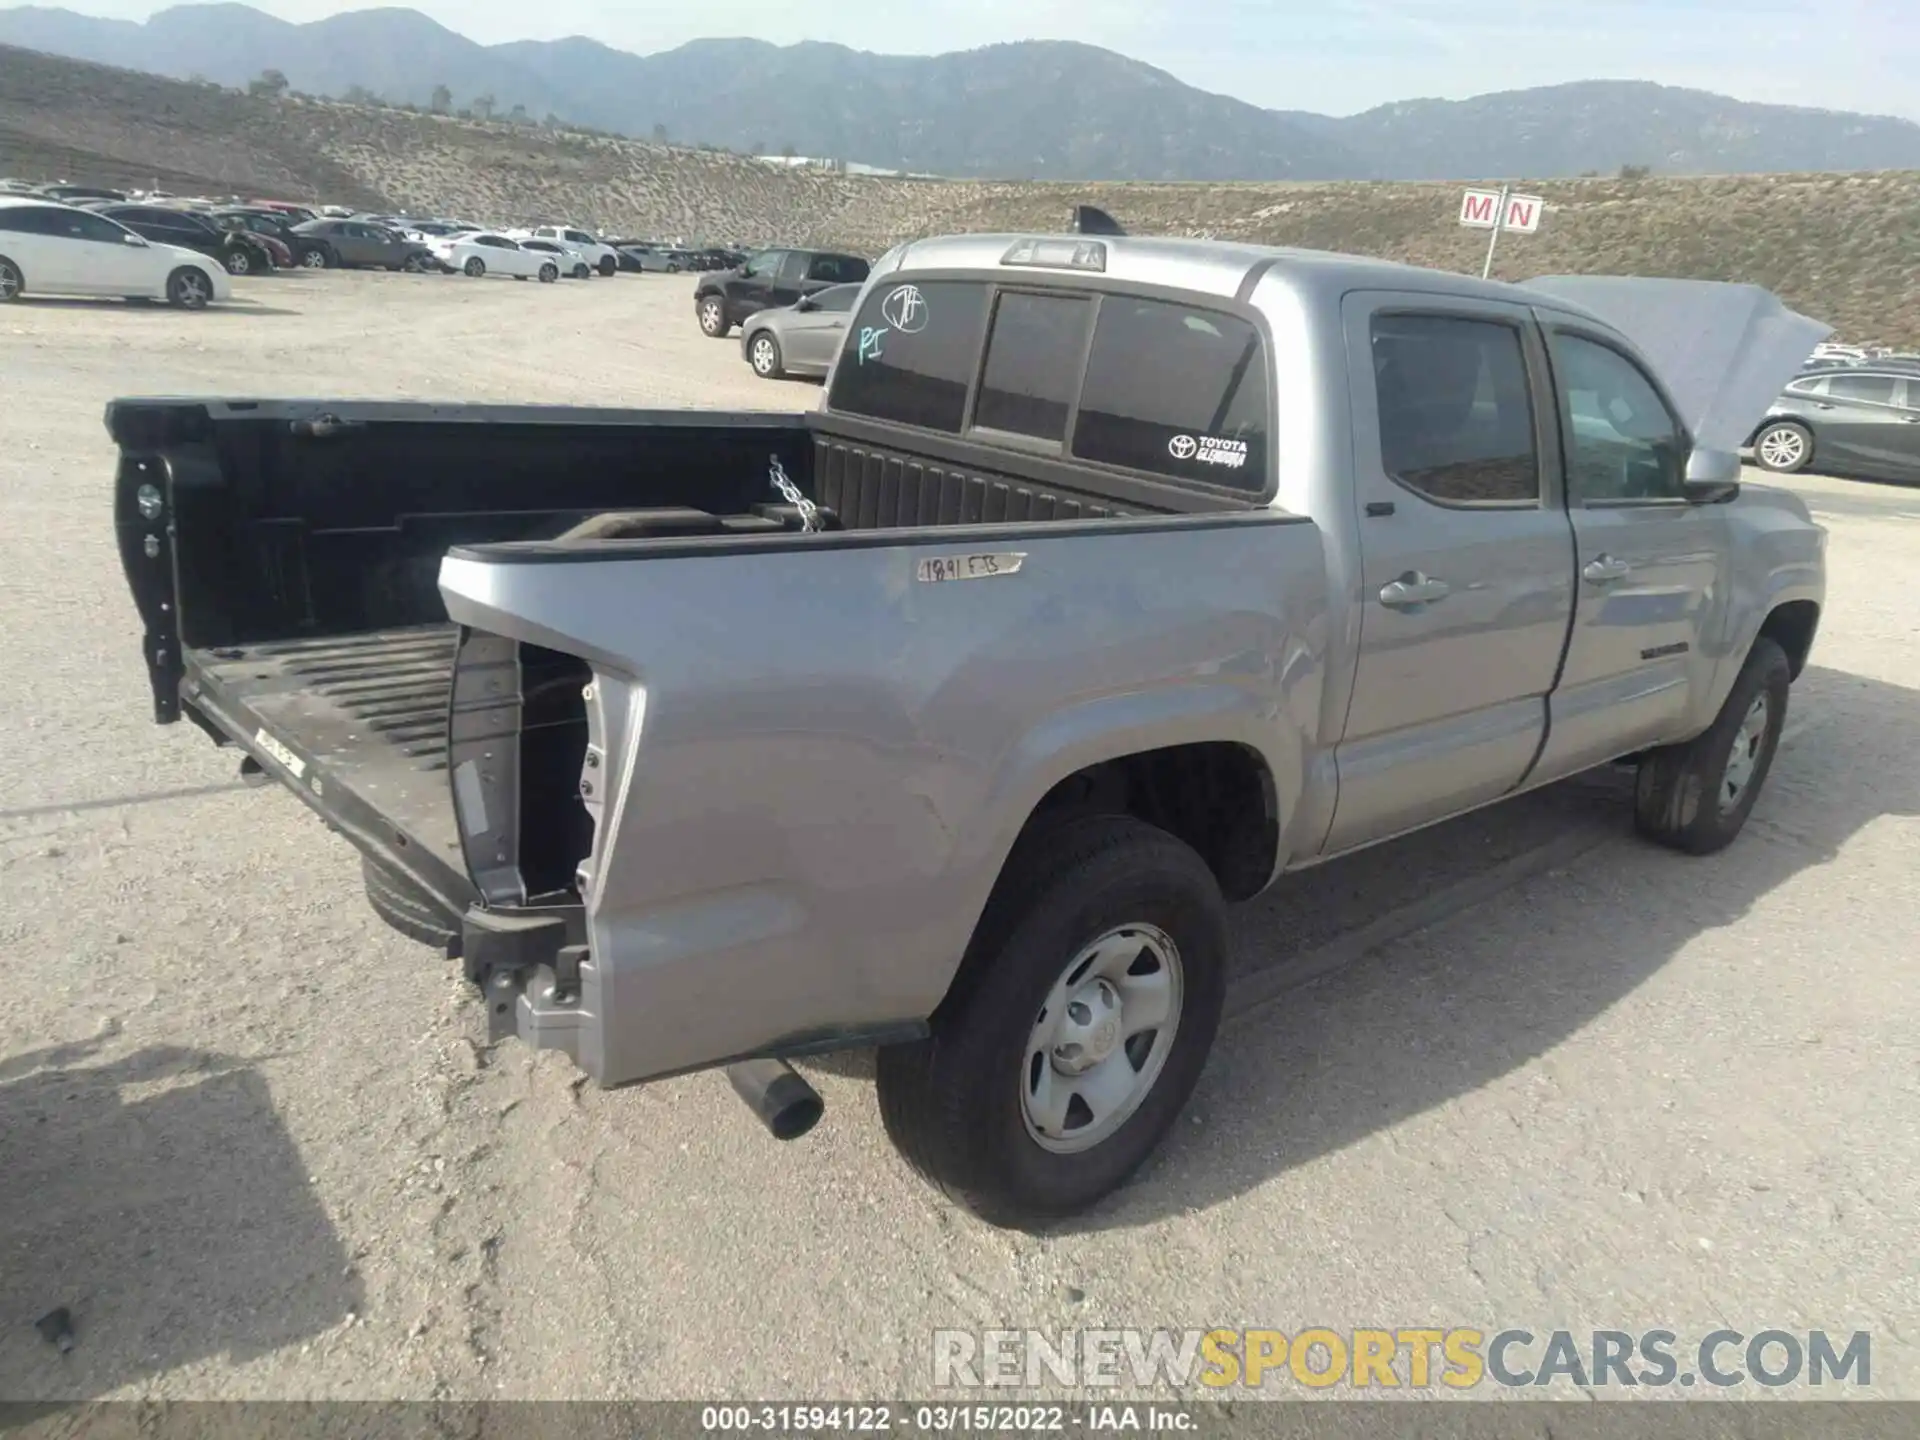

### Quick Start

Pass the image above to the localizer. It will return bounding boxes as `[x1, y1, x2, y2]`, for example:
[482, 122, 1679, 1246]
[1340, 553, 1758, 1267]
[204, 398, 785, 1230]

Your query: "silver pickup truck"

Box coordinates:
[112, 234, 1828, 1227]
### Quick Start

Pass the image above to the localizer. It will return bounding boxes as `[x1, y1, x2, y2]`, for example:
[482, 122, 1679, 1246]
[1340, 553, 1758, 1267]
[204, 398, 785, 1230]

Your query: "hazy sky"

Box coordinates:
[71, 0, 1920, 121]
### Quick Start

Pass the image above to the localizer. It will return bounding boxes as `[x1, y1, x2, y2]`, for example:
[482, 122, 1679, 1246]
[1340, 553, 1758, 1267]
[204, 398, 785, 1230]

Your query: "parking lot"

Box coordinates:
[2, 270, 1916, 1403]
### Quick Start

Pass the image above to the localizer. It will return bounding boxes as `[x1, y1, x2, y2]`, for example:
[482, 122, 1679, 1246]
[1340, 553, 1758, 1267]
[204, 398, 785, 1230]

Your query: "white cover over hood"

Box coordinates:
[1522, 276, 1833, 453]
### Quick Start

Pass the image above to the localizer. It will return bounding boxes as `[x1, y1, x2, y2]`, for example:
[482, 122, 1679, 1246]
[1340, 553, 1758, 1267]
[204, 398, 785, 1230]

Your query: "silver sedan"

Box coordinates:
[740, 283, 859, 380]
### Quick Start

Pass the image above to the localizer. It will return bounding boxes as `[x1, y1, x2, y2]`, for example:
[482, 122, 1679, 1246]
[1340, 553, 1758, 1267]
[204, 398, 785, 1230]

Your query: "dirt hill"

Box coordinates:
[4, 43, 1917, 344]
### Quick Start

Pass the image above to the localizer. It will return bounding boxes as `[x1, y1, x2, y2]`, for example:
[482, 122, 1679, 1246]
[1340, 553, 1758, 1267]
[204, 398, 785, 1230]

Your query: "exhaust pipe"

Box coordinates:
[726, 1059, 824, 1141]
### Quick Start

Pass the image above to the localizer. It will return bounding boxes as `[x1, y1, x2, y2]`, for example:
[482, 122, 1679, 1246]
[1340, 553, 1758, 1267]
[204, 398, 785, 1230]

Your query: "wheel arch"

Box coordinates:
[1758, 598, 1821, 681]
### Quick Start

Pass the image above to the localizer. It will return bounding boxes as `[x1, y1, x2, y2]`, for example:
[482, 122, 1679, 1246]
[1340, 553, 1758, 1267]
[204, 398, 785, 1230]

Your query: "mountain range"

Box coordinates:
[4, 4, 1920, 182]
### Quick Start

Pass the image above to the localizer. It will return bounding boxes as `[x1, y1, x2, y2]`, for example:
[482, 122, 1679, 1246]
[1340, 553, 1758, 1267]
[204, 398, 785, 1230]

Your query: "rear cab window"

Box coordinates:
[826, 277, 1271, 493]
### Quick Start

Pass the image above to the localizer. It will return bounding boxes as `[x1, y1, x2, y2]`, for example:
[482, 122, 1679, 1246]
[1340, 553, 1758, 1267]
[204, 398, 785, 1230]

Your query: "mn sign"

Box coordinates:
[1459, 187, 1544, 234]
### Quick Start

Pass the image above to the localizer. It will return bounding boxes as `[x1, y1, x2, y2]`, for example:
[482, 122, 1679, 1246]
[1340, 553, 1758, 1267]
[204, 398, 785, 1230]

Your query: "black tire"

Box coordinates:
[572, 263, 591, 280]
[697, 294, 728, 337]
[598, 255, 618, 277]
[463, 256, 485, 278]
[165, 266, 212, 310]
[666, 262, 680, 274]
[538, 263, 558, 284]
[1752, 420, 1813, 474]
[876, 815, 1228, 1229]
[1634, 637, 1791, 855]
[0, 256, 21, 302]
[748, 330, 784, 379]
[361, 856, 460, 953]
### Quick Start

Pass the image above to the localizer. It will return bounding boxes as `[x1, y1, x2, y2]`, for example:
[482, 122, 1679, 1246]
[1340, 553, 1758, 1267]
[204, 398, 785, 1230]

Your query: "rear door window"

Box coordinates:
[1373, 314, 1540, 505]
[971, 291, 1093, 444]
[1071, 298, 1269, 488]
[1827, 374, 1898, 405]
[808, 254, 868, 284]
[828, 280, 992, 434]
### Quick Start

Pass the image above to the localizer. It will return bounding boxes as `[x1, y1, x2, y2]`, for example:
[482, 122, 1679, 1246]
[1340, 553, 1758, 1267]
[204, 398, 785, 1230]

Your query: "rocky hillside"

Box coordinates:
[4, 44, 1917, 344]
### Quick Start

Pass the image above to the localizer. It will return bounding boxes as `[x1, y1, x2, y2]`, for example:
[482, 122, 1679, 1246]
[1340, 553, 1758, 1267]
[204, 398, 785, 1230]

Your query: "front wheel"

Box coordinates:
[876, 815, 1227, 1229]
[0, 256, 21, 302]
[697, 294, 728, 337]
[223, 248, 252, 275]
[1752, 421, 1813, 474]
[598, 255, 618, 277]
[463, 257, 485, 277]
[538, 263, 558, 283]
[1634, 637, 1790, 855]
[166, 266, 212, 310]
[299, 247, 329, 269]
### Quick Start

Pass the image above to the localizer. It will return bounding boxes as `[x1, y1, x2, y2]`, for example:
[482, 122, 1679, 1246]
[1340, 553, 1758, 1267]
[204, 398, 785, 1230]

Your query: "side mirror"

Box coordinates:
[123, 232, 147, 247]
[1682, 446, 1742, 504]
[794, 295, 817, 312]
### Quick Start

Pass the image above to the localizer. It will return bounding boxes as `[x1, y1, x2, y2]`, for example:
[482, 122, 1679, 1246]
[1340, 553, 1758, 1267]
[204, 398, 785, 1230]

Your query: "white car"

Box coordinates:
[0, 196, 231, 308]
[430, 232, 560, 283]
[514, 237, 593, 279]
[514, 225, 621, 277]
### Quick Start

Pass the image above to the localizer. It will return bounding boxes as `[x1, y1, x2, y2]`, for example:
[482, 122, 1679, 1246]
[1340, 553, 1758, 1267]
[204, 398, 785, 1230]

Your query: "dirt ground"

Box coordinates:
[1, 270, 1916, 1406]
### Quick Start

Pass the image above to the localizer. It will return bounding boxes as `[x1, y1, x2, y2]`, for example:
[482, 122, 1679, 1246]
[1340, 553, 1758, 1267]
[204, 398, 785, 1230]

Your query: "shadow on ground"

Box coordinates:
[805, 664, 1915, 1231]
[12, 296, 303, 318]
[0, 1041, 360, 1400]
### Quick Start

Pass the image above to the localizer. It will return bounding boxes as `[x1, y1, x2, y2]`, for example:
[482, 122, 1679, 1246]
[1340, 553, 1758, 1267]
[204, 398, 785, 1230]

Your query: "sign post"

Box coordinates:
[1458, 185, 1544, 279]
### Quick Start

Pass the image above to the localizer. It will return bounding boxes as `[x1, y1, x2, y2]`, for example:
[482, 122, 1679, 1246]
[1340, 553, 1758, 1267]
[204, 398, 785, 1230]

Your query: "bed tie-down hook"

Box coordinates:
[768, 454, 820, 534]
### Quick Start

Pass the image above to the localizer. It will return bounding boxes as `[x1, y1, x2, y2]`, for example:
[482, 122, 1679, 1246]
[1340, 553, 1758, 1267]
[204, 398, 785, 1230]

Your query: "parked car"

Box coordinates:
[90, 202, 274, 275]
[694, 248, 870, 337]
[616, 245, 691, 273]
[0, 196, 230, 308]
[739, 282, 859, 379]
[40, 183, 127, 203]
[516, 225, 621, 277]
[428, 231, 560, 282]
[517, 238, 592, 280]
[217, 210, 330, 269]
[290, 218, 435, 271]
[1748, 367, 1920, 484]
[250, 200, 319, 223]
[206, 212, 294, 269]
[110, 236, 1827, 1227]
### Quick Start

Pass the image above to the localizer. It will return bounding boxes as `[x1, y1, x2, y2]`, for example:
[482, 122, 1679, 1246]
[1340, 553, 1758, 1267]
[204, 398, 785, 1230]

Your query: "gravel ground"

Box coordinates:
[1, 270, 1916, 1406]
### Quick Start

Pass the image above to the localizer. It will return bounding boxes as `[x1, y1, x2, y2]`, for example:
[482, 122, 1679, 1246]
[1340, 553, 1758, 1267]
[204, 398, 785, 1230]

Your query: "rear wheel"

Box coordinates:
[538, 263, 559, 283]
[0, 257, 21, 302]
[166, 266, 212, 310]
[598, 254, 618, 277]
[572, 262, 591, 280]
[1752, 421, 1813, 474]
[698, 294, 728, 337]
[876, 816, 1228, 1228]
[223, 247, 252, 275]
[463, 257, 485, 278]
[299, 247, 329, 269]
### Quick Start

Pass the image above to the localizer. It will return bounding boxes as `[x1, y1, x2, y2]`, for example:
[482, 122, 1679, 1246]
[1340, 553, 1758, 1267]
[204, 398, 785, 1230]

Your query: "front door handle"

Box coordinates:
[1379, 573, 1451, 609]
[1583, 555, 1633, 584]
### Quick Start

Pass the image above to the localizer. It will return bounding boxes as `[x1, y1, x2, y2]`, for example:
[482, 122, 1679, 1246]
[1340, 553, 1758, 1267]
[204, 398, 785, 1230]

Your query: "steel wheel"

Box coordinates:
[1020, 924, 1184, 1154]
[1719, 693, 1771, 814]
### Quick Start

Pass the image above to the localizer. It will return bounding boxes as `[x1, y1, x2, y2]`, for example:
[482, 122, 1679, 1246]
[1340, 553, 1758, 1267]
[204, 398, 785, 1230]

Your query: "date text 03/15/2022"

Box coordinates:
[698, 1403, 1196, 1433]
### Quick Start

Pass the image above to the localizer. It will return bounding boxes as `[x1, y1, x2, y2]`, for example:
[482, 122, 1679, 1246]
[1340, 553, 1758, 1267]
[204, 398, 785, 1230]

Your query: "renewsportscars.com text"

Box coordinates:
[932, 1328, 1872, 1392]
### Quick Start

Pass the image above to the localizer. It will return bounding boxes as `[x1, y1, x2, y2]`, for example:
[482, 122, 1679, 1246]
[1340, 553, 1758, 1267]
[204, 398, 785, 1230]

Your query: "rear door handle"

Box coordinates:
[1583, 555, 1633, 584]
[1379, 573, 1451, 609]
